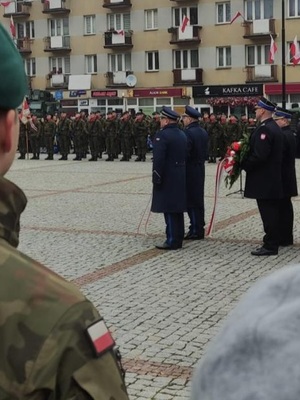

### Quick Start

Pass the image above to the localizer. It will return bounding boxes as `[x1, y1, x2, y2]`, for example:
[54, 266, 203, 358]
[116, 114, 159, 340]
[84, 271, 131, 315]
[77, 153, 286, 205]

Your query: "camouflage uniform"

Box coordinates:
[206, 120, 223, 162]
[133, 117, 149, 161]
[57, 117, 72, 160]
[0, 176, 129, 400]
[105, 119, 118, 161]
[18, 121, 28, 159]
[43, 119, 56, 160]
[72, 119, 86, 161]
[87, 119, 102, 161]
[119, 117, 133, 161]
[28, 118, 42, 159]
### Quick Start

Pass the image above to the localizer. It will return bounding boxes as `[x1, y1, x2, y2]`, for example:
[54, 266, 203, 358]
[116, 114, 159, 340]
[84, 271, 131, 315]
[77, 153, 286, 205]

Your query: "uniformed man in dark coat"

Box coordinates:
[151, 106, 187, 250]
[182, 106, 208, 240]
[273, 108, 298, 246]
[241, 97, 283, 256]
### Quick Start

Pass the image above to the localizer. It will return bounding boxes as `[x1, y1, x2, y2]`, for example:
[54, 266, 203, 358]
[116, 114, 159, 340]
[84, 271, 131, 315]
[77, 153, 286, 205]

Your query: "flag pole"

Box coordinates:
[282, 0, 286, 108]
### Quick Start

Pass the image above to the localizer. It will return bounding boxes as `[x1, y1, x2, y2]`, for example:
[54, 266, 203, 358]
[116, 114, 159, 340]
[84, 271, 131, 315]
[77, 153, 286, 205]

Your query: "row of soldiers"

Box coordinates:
[18, 110, 161, 161]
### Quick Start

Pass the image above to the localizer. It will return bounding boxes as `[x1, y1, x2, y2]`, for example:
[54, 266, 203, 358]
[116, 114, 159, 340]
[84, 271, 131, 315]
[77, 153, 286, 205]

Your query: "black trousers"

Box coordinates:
[278, 197, 294, 245]
[187, 207, 205, 237]
[256, 199, 280, 251]
[164, 212, 184, 248]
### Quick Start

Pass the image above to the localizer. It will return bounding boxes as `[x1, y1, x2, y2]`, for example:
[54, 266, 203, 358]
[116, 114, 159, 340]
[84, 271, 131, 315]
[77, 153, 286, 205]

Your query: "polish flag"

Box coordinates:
[291, 36, 300, 66]
[0, 2, 11, 6]
[87, 320, 115, 355]
[10, 15, 16, 38]
[116, 29, 124, 36]
[269, 34, 278, 63]
[230, 11, 244, 24]
[21, 98, 30, 124]
[180, 15, 190, 33]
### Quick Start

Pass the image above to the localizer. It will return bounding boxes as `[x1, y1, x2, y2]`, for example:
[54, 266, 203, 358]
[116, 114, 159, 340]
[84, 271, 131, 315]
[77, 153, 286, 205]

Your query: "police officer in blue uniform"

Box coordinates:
[151, 106, 187, 250]
[273, 108, 298, 246]
[182, 106, 208, 240]
[242, 97, 283, 256]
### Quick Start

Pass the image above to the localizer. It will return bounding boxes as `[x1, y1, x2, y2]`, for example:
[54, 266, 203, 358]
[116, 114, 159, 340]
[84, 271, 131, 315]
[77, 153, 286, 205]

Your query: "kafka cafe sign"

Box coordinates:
[193, 84, 263, 98]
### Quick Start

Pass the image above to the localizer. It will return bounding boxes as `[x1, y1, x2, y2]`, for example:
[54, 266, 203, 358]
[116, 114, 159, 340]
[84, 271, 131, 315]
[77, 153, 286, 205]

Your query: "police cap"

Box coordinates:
[274, 107, 292, 120]
[0, 23, 27, 110]
[182, 105, 201, 119]
[160, 106, 180, 120]
[255, 97, 276, 112]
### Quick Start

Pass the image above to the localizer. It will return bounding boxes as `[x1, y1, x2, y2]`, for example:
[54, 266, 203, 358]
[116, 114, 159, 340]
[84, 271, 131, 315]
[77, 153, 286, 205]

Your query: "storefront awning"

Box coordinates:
[265, 83, 300, 95]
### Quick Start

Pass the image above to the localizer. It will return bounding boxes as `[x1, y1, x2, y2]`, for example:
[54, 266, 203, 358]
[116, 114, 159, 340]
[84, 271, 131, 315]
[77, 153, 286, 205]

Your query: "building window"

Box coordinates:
[217, 47, 231, 67]
[173, 6, 198, 26]
[49, 18, 69, 36]
[146, 51, 159, 71]
[246, 44, 270, 65]
[84, 15, 95, 35]
[24, 58, 36, 76]
[145, 9, 158, 30]
[107, 13, 131, 31]
[289, 0, 300, 17]
[108, 53, 131, 72]
[85, 55, 97, 74]
[17, 21, 34, 38]
[216, 2, 231, 24]
[245, 0, 273, 20]
[49, 56, 70, 74]
[174, 49, 199, 69]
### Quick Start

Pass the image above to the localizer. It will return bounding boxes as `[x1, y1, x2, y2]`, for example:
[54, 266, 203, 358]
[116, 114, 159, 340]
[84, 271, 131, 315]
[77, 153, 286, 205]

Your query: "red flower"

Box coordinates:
[231, 142, 241, 152]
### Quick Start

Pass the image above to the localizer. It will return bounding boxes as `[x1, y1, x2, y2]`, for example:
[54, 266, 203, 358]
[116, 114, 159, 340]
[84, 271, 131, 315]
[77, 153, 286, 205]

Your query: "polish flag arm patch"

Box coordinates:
[86, 319, 115, 356]
[260, 133, 266, 140]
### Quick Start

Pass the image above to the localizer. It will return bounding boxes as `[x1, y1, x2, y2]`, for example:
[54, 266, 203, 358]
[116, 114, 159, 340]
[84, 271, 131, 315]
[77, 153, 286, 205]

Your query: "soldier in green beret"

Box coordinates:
[0, 23, 129, 400]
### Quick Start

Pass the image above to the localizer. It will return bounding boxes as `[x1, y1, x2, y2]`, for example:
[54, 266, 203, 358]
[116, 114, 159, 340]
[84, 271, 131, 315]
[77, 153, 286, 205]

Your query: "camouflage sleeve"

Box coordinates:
[26, 301, 129, 400]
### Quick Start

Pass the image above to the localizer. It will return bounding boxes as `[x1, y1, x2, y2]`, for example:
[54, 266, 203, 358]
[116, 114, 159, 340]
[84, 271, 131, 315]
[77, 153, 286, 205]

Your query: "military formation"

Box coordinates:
[17, 109, 161, 162]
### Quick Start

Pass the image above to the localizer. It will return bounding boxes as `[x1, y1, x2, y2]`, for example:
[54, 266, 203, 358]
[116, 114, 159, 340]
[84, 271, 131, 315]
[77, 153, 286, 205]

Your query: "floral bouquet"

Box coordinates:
[224, 133, 250, 189]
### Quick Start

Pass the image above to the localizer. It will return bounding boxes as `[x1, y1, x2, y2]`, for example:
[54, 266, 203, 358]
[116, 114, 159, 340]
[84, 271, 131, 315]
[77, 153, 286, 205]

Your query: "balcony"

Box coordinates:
[46, 71, 69, 89]
[42, 0, 70, 14]
[17, 38, 32, 54]
[245, 65, 278, 83]
[103, 0, 132, 9]
[243, 19, 277, 39]
[173, 68, 203, 86]
[169, 25, 201, 45]
[104, 30, 133, 49]
[105, 70, 133, 87]
[44, 36, 71, 52]
[3, 1, 32, 18]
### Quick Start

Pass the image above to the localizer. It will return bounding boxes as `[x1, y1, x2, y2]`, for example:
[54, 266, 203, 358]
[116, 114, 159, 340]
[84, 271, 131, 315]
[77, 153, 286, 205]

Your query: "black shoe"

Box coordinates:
[36, 154, 40, 160]
[45, 156, 50, 160]
[73, 157, 79, 161]
[135, 157, 142, 162]
[59, 156, 64, 160]
[30, 155, 36, 160]
[279, 241, 293, 247]
[251, 247, 278, 256]
[184, 233, 204, 240]
[89, 157, 97, 161]
[155, 242, 182, 250]
[18, 154, 25, 160]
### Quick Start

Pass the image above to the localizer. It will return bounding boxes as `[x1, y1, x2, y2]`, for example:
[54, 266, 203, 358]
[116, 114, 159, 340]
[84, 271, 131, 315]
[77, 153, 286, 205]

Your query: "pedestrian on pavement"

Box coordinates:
[151, 106, 187, 250]
[181, 106, 208, 240]
[241, 97, 283, 256]
[0, 22, 129, 400]
[191, 264, 300, 400]
[273, 108, 298, 246]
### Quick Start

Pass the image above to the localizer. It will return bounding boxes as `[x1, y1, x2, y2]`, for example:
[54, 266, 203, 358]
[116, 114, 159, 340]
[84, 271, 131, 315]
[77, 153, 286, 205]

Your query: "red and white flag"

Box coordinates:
[180, 15, 190, 33]
[86, 320, 115, 355]
[20, 98, 30, 124]
[10, 15, 16, 38]
[116, 29, 124, 36]
[269, 34, 278, 63]
[291, 36, 300, 66]
[0, 2, 11, 6]
[230, 11, 244, 24]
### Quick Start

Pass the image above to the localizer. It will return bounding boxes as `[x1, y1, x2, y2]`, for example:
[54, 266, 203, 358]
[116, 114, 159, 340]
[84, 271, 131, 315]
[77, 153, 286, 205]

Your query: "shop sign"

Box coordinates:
[193, 84, 263, 97]
[132, 88, 183, 97]
[91, 90, 118, 98]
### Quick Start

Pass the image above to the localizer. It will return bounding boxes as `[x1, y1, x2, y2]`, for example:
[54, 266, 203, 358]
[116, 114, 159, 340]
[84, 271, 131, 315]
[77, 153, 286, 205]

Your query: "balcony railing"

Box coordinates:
[169, 25, 202, 45]
[46, 72, 69, 89]
[243, 19, 276, 39]
[104, 30, 133, 48]
[17, 38, 32, 54]
[105, 70, 133, 87]
[3, 2, 31, 18]
[44, 36, 71, 52]
[173, 68, 203, 85]
[245, 65, 278, 83]
[103, 0, 132, 9]
[42, 0, 70, 14]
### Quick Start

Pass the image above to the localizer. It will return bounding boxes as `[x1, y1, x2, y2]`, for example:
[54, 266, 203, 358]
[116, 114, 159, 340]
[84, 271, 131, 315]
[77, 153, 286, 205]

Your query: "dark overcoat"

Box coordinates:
[151, 123, 187, 213]
[281, 125, 298, 197]
[184, 122, 208, 207]
[242, 118, 283, 199]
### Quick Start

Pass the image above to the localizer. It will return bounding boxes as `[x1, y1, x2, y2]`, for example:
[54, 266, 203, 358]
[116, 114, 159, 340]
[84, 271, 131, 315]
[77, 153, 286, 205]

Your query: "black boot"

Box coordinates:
[135, 156, 142, 162]
[45, 155, 50, 160]
[18, 154, 25, 160]
[30, 154, 36, 160]
[36, 154, 40, 160]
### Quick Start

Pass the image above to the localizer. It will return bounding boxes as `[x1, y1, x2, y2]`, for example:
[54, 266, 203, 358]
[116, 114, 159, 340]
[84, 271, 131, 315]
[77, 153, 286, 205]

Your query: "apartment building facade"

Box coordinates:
[1, 0, 300, 116]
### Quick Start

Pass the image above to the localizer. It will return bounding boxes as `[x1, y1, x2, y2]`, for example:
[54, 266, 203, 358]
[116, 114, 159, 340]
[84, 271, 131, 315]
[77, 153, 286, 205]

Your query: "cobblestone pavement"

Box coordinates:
[8, 153, 300, 400]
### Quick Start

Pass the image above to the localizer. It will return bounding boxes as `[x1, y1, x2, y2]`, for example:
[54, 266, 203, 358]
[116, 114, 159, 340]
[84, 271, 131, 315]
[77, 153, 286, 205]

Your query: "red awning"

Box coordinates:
[265, 83, 300, 95]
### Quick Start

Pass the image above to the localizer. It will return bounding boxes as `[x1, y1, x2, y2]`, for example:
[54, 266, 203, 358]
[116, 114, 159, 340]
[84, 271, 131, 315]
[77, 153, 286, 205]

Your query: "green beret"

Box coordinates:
[0, 23, 27, 110]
